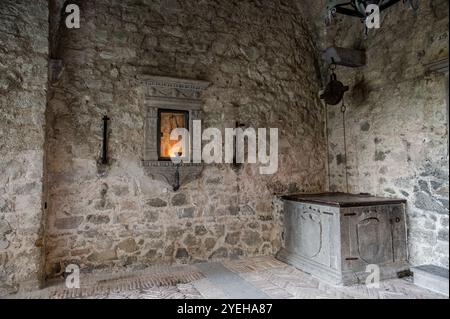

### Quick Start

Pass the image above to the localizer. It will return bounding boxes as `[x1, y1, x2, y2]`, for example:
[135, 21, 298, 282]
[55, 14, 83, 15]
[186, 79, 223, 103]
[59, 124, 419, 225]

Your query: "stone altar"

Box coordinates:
[277, 193, 409, 286]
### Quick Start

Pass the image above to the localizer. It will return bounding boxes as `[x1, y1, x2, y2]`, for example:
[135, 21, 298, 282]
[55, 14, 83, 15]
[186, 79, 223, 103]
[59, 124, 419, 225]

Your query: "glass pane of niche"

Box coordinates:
[158, 109, 189, 160]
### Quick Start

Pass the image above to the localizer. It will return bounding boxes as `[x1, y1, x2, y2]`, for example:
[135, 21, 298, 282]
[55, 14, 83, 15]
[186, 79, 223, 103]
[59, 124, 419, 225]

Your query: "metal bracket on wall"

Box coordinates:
[102, 115, 110, 165]
[323, 47, 366, 68]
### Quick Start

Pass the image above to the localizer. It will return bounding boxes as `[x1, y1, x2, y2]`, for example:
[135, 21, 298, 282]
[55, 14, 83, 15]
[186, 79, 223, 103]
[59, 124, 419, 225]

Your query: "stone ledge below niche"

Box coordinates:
[142, 160, 204, 191]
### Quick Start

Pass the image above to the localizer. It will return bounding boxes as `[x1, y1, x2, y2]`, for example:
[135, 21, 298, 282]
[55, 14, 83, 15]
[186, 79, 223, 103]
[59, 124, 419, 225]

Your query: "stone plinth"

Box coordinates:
[277, 193, 409, 286]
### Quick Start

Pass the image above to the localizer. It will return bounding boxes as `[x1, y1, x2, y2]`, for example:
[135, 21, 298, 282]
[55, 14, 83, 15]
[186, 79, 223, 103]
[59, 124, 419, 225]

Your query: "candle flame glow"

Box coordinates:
[168, 143, 183, 158]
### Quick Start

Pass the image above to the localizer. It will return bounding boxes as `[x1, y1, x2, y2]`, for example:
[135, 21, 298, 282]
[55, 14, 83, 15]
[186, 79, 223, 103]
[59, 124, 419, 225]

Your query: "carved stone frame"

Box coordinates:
[140, 75, 210, 190]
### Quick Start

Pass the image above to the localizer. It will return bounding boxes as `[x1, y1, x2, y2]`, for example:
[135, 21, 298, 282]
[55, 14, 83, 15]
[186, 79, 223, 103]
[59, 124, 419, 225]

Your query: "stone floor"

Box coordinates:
[7, 257, 447, 299]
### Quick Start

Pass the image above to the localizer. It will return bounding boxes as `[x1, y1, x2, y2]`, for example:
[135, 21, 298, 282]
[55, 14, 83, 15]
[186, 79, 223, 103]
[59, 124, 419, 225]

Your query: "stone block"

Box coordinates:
[412, 265, 449, 296]
[175, 248, 189, 258]
[146, 198, 168, 208]
[117, 239, 139, 253]
[178, 207, 195, 219]
[54, 217, 83, 230]
[172, 193, 187, 206]
[225, 232, 241, 245]
[87, 215, 110, 225]
[144, 211, 159, 223]
[414, 192, 448, 214]
[438, 229, 449, 242]
[166, 226, 185, 240]
[87, 249, 118, 262]
[194, 225, 208, 236]
[242, 230, 261, 247]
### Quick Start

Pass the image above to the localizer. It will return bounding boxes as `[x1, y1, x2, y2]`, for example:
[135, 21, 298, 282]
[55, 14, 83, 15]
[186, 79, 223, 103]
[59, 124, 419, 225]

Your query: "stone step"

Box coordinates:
[412, 265, 449, 297]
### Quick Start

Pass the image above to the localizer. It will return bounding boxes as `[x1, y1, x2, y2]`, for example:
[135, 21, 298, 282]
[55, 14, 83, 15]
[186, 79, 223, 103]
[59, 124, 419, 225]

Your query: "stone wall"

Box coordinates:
[1, 0, 446, 292]
[0, 0, 48, 293]
[302, 1, 449, 268]
[44, 0, 327, 277]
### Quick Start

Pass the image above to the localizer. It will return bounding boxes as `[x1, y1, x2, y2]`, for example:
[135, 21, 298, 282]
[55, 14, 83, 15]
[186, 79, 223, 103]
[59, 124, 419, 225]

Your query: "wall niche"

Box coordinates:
[140, 75, 210, 191]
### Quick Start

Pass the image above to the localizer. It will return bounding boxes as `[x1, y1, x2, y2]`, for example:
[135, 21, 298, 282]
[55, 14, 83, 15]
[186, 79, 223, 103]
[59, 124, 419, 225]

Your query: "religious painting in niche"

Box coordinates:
[157, 109, 189, 160]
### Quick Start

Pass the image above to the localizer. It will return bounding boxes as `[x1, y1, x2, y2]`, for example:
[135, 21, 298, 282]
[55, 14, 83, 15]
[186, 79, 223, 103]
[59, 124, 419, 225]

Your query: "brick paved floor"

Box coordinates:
[7, 256, 447, 299]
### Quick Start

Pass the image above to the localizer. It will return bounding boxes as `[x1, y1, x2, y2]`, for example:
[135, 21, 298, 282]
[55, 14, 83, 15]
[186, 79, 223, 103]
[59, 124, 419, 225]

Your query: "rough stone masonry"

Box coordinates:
[0, 0, 49, 294]
[42, 0, 326, 285]
[0, 0, 448, 295]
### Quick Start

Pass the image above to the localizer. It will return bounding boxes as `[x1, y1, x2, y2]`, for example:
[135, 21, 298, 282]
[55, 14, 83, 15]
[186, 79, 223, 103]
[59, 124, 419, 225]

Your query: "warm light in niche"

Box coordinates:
[168, 144, 183, 159]
[159, 110, 189, 160]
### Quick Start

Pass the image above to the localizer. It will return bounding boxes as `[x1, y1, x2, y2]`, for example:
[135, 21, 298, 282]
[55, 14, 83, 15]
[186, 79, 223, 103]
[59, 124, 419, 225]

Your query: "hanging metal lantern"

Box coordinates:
[320, 69, 349, 106]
